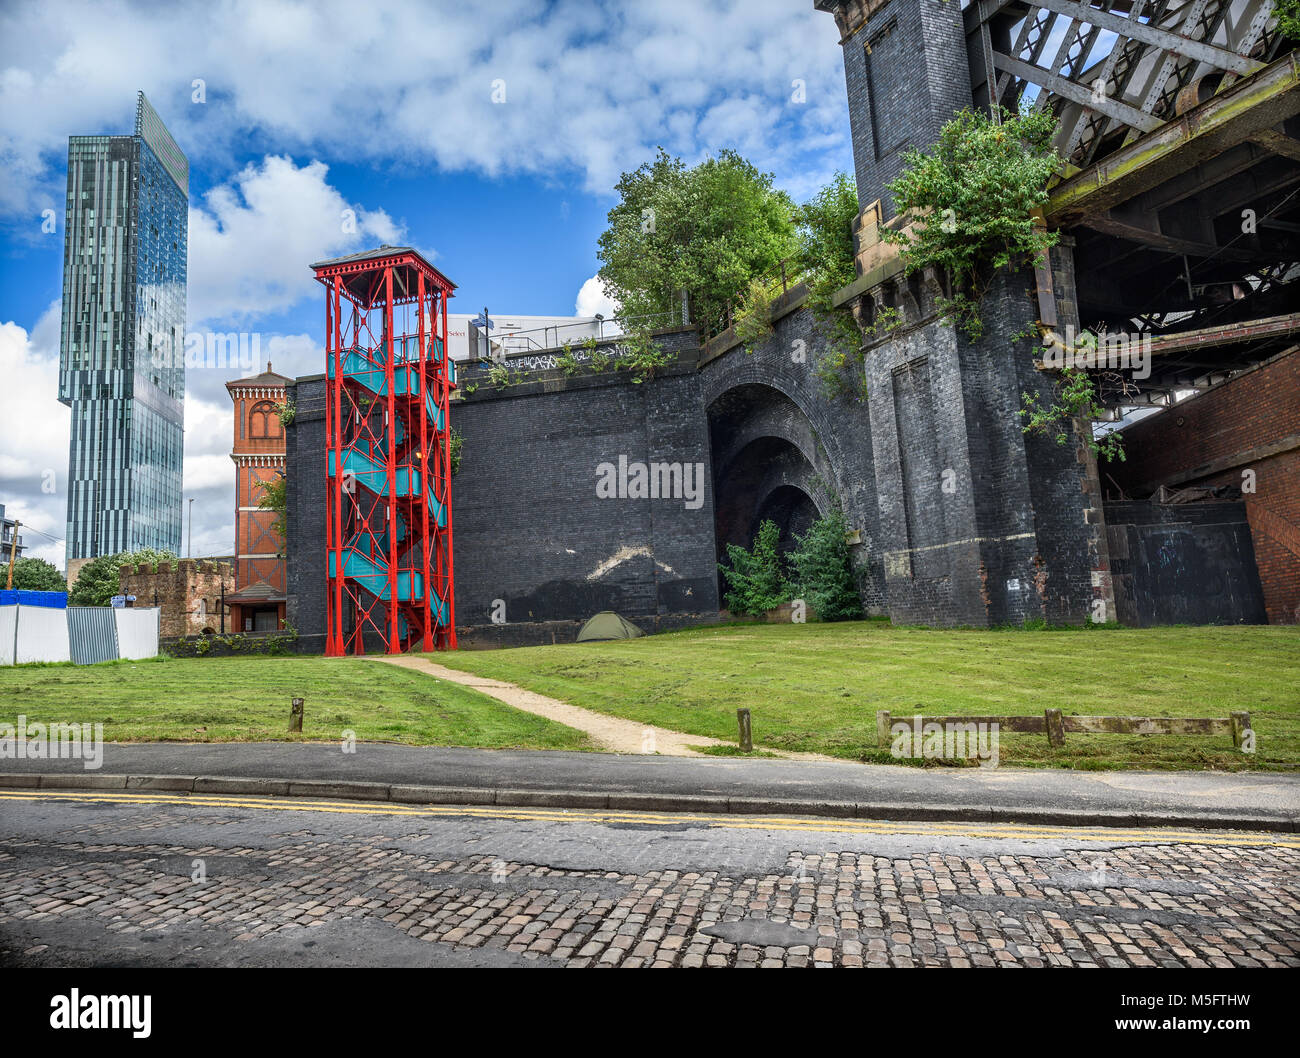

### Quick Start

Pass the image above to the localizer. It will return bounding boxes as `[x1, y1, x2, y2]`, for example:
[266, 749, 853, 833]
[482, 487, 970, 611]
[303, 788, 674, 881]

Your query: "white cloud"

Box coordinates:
[187, 156, 403, 326]
[0, 303, 69, 566]
[0, 0, 851, 219]
[0, 302, 327, 568]
[575, 275, 619, 318]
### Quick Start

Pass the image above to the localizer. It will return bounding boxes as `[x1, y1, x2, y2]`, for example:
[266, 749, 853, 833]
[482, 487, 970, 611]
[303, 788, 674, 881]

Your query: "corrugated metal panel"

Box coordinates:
[67, 607, 119, 665]
[114, 607, 159, 660]
[0, 606, 16, 666]
[15, 604, 70, 664]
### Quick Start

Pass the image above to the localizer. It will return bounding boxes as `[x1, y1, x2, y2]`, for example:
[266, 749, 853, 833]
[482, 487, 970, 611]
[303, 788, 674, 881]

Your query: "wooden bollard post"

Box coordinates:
[290, 697, 304, 733]
[737, 708, 752, 752]
[876, 710, 892, 749]
[1231, 711, 1252, 749]
[1044, 708, 1066, 748]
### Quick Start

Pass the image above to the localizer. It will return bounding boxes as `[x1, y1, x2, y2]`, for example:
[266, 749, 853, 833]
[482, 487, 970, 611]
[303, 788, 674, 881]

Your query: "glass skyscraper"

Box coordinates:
[58, 91, 188, 560]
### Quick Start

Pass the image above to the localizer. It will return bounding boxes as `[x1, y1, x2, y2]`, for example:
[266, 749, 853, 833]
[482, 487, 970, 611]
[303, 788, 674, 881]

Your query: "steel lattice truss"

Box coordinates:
[314, 248, 457, 655]
[966, 0, 1287, 165]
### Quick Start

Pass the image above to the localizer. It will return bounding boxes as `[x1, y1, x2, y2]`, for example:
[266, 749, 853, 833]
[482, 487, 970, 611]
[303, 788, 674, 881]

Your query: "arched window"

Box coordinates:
[249, 400, 280, 439]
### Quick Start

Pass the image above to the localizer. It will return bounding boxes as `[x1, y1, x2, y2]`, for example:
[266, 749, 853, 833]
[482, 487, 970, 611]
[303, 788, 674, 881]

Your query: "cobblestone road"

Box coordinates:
[1, 791, 1297, 968]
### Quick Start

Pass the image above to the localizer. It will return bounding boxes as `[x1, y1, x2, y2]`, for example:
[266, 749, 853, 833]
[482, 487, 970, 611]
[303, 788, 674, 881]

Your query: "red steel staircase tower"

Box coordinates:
[314, 246, 457, 655]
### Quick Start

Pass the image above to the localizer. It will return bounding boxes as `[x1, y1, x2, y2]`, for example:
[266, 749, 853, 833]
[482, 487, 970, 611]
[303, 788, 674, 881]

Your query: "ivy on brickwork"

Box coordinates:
[883, 106, 1060, 342]
[275, 399, 295, 426]
[616, 329, 673, 381]
[169, 627, 298, 658]
[732, 275, 781, 352]
[446, 428, 463, 477]
[1019, 364, 1126, 463]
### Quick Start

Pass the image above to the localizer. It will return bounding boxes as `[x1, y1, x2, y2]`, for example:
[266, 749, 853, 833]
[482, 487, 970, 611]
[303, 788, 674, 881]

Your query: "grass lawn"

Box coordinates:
[432, 622, 1300, 771]
[0, 655, 592, 751]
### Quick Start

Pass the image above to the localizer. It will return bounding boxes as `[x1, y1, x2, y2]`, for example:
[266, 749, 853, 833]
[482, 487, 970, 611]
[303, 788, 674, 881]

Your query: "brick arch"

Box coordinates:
[705, 381, 831, 597]
[698, 305, 886, 614]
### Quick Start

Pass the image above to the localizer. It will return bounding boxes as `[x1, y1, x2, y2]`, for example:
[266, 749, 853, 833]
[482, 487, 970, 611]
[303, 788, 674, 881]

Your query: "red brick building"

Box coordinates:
[226, 363, 291, 632]
[1109, 346, 1300, 624]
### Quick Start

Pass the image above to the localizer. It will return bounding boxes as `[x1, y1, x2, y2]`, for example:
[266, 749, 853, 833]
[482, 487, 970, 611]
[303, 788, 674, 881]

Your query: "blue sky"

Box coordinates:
[0, 0, 854, 564]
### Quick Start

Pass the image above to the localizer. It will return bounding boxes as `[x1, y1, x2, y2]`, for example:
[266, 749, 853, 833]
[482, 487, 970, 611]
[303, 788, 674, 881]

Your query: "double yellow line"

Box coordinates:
[2, 789, 1296, 848]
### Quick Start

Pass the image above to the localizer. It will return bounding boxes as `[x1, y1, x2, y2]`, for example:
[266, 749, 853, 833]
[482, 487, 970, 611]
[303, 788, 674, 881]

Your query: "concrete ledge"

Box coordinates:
[1129, 811, 1287, 834]
[286, 780, 392, 801]
[39, 774, 129, 790]
[126, 775, 195, 792]
[495, 789, 609, 809]
[4, 773, 1293, 834]
[608, 793, 725, 814]
[194, 777, 292, 797]
[390, 784, 495, 806]
[856, 801, 992, 823]
[988, 806, 1135, 828]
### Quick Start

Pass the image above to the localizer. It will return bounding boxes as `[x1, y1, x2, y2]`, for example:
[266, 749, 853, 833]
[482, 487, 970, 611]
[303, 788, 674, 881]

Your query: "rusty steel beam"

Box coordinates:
[1145, 312, 1300, 356]
[1250, 126, 1300, 160]
[1080, 208, 1259, 259]
[1047, 52, 1300, 225]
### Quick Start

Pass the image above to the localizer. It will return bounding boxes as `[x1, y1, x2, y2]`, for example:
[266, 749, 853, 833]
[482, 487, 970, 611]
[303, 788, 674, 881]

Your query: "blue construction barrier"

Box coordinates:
[0, 589, 68, 608]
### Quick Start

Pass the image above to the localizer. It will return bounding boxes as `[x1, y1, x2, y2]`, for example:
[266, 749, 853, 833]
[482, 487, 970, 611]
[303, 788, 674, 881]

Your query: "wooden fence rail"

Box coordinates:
[876, 710, 1253, 749]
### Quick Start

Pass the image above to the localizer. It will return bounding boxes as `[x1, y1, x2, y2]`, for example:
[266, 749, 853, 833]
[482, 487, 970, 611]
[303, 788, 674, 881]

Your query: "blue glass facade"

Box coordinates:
[58, 92, 188, 559]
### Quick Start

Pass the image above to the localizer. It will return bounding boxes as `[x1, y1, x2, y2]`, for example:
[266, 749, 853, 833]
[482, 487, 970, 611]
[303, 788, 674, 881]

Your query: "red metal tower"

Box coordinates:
[314, 246, 457, 655]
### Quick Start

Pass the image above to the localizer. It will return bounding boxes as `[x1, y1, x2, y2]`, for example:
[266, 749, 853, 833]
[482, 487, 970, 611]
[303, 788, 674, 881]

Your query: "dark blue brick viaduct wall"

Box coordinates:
[282, 0, 1116, 648]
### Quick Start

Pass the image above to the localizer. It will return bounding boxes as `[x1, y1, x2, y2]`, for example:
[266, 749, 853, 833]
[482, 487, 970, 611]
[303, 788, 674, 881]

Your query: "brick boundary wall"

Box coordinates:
[119, 559, 234, 639]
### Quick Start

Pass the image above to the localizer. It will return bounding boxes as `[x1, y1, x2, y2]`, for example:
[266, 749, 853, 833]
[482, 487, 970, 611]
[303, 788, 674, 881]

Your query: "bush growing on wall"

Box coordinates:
[718, 519, 791, 616]
[166, 626, 298, 658]
[883, 106, 1060, 341]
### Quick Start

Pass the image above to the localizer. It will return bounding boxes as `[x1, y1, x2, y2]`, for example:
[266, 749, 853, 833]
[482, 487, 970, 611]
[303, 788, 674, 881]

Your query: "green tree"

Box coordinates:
[788, 507, 863, 622]
[597, 148, 798, 336]
[1, 557, 67, 592]
[883, 107, 1060, 340]
[794, 170, 859, 291]
[791, 171, 864, 397]
[719, 519, 791, 616]
[68, 549, 177, 607]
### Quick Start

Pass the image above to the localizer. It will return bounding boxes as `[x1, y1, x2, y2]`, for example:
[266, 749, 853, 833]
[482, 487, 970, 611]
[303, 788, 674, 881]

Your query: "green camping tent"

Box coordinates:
[576, 611, 645, 642]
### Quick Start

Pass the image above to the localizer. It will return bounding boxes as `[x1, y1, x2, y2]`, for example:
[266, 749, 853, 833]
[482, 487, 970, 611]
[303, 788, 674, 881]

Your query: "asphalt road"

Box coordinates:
[1, 790, 1297, 968]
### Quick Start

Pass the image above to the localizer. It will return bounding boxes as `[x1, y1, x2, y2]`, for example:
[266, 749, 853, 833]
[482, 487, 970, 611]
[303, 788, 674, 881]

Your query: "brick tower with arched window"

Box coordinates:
[226, 362, 291, 632]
